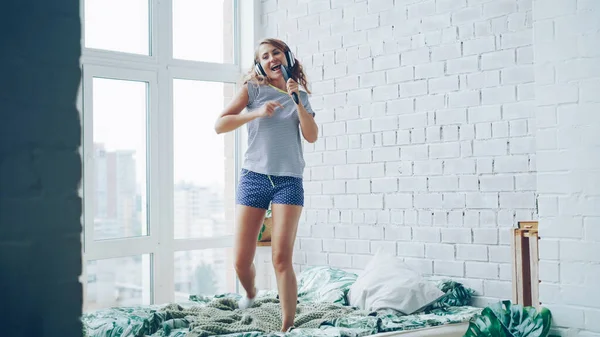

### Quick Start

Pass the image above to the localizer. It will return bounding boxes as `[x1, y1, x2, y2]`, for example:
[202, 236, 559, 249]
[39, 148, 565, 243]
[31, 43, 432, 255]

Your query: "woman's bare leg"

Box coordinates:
[234, 205, 266, 302]
[270, 203, 302, 332]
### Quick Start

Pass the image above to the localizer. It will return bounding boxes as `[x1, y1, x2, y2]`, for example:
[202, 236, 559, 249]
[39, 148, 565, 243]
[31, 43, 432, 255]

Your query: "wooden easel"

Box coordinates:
[511, 221, 540, 308]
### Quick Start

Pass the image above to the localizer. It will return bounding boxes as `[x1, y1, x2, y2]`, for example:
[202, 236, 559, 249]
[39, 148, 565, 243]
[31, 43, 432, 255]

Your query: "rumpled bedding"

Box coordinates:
[82, 266, 481, 337]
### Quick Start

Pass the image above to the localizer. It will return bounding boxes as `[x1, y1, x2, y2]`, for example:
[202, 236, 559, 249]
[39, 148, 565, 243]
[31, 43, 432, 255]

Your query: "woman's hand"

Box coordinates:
[286, 79, 300, 104]
[255, 100, 283, 118]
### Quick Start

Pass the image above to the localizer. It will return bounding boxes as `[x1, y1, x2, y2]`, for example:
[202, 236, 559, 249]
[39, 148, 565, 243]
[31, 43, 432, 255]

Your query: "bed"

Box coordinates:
[82, 266, 482, 337]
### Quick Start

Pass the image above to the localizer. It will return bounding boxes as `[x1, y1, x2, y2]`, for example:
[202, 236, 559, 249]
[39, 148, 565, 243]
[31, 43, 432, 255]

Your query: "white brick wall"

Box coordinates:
[262, 0, 532, 302]
[262, 0, 533, 303]
[261, 0, 600, 334]
[533, 0, 600, 335]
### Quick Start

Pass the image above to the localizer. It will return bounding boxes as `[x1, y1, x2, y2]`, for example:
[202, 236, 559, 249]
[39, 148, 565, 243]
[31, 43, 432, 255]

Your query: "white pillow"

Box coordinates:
[348, 250, 444, 315]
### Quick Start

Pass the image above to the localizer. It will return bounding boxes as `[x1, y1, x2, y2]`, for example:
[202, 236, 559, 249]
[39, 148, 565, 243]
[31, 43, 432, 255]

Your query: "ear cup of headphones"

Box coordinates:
[285, 50, 295, 69]
[254, 62, 267, 76]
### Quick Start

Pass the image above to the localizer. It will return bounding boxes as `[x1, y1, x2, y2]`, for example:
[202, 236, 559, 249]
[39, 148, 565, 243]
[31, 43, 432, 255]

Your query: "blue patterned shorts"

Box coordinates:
[236, 169, 304, 209]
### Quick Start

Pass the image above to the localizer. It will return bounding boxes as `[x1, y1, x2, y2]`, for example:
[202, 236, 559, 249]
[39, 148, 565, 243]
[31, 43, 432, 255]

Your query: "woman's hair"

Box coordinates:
[242, 38, 311, 94]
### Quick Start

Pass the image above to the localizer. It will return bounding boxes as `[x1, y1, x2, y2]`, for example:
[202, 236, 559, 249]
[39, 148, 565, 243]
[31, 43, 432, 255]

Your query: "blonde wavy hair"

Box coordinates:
[242, 38, 311, 94]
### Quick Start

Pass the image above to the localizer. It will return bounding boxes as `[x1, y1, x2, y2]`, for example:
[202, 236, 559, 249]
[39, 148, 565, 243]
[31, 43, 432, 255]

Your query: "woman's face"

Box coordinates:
[257, 43, 287, 80]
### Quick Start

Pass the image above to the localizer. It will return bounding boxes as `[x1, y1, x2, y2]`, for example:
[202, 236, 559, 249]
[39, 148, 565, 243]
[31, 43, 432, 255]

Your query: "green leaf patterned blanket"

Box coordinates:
[83, 295, 481, 337]
[82, 266, 481, 337]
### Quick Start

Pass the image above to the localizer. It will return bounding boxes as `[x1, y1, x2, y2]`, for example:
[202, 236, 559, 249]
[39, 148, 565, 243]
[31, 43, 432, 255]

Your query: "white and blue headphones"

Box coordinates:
[254, 45, 296, 77]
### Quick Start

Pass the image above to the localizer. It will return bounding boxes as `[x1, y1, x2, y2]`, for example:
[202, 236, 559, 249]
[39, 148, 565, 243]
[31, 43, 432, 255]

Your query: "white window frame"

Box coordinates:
[78, 0, 260, 308]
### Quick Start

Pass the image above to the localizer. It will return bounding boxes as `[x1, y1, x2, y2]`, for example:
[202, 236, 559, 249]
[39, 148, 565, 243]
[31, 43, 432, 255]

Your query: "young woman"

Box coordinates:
[214, 38, 318, 332]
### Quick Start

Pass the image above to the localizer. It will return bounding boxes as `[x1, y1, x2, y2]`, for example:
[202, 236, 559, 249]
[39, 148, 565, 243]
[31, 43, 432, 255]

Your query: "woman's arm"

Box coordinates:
[286, 79, 318, 143]
[214, 85, 257, 134]
[297, 103, 318, 143]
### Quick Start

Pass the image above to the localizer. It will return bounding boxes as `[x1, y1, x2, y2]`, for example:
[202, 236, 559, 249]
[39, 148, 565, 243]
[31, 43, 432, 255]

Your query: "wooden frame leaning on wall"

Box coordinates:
[512, 220, 540, 308]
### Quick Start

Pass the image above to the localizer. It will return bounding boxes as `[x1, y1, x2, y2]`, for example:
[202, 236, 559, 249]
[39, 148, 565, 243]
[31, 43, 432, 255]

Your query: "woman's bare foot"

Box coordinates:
[281, 325, 295, 333]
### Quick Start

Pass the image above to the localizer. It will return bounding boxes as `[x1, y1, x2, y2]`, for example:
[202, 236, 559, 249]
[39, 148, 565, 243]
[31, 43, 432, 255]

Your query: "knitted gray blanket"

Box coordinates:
[160, 296, 368, 337]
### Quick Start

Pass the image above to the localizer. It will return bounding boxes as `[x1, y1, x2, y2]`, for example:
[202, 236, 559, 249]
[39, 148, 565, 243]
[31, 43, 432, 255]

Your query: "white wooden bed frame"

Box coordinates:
[367, 323, 469, 337]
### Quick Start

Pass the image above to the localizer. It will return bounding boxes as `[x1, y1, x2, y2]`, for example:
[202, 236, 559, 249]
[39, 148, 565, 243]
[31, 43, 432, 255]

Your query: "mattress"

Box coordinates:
[368, 323, 469, 337]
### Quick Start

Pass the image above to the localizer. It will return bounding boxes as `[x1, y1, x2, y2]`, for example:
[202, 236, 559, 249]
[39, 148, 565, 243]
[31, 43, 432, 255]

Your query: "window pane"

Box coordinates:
[84, 0, 150, 55]
[92, 78, 148, 240]
[85, 254, 152, 311]
[173, 80, 235, 239]
[172, 0, 235, 63]
[174, 248, 235, 301]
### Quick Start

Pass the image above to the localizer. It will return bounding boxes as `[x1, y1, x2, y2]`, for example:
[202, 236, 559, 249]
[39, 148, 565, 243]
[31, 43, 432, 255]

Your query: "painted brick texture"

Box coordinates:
[0, 1, 83, 336]
[533, 0, 600, 335]
[261, 0, 600, 334]
[261, 0, 535, 308]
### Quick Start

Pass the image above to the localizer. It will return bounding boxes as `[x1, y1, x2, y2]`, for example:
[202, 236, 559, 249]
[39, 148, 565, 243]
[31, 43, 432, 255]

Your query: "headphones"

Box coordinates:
[254, 44, 296, 77]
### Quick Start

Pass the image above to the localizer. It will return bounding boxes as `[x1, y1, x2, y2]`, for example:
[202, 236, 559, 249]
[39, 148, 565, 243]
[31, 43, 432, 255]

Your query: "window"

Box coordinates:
[174, 248, 235, 301]
[173, 80, 236, 239]
[79, 0, 251, 310]
[172, 0, 236, 63]
[84, 0, 151, 55]
[85, 255, 152, 310]
[91, 78, 149, 240]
